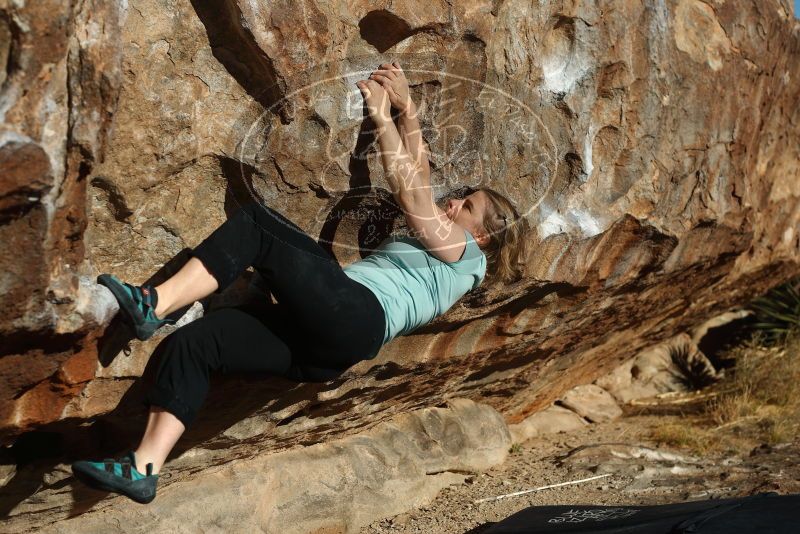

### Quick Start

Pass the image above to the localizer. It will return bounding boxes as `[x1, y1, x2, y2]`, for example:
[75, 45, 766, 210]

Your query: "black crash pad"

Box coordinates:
[483, 493, 800, 533]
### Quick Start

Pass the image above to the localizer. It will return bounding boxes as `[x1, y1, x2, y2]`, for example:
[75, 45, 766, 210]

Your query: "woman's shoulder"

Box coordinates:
[455, 228, 486, 263]
[443, 227, 486, 284]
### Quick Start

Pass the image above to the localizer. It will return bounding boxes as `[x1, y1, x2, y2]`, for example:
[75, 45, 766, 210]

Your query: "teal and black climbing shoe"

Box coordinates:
[71, 451, 159, 504]
[98, 273, 175, 341]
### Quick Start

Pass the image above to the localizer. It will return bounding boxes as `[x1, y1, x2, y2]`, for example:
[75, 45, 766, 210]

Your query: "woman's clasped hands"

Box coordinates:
[356, 61, 413, 122]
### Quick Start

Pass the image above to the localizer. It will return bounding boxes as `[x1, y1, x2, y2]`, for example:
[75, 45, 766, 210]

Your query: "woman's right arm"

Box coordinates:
[396, 100, 430, 177]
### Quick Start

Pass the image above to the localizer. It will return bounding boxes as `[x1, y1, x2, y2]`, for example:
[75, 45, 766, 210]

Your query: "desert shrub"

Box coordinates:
[651, 330, 799, 452]
[667, 342, 718, 390]
[708, 331, 800, 443]
[749, 277, 800, 344]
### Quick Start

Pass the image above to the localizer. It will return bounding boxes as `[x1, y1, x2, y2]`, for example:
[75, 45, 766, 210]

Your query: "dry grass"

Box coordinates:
[650, 330, 800, 454]
[650, 421, 717, 454]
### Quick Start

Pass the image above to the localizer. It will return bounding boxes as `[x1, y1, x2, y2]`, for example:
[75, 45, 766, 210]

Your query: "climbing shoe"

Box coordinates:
[98, 273, 175, 341]
[71, 451, 159, 504]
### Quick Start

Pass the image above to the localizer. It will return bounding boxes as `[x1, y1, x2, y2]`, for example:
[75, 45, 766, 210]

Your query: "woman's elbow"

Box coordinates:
[395, 188, 432, 214]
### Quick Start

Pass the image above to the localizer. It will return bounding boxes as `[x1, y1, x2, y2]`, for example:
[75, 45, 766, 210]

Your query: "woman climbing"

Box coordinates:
[71, 62, 530, 503]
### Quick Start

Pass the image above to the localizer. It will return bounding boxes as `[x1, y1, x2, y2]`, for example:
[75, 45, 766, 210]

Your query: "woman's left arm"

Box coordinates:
[369, 62, 431, 177]
[357, 78, 466, 263]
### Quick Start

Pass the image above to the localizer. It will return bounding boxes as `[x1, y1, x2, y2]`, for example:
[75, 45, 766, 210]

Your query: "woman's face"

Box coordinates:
[443, 190, 492, 247]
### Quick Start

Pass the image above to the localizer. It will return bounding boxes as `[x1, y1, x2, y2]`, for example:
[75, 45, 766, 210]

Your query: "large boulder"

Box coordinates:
[1, 0, 798, 529]
[3, 398, 511, 533]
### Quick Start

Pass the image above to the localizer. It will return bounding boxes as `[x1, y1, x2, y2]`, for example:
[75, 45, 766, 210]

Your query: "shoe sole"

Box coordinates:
[97, 274, 158, 341]
[72, 464, 156, 504]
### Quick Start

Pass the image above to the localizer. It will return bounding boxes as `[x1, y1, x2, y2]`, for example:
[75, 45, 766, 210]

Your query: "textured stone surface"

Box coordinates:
[508, 405, 589, 443]
[558, 384, 623, 423]
[1, 0, 799, 530]
[2, 398, 509, 534]
[0, 0, 123, 439]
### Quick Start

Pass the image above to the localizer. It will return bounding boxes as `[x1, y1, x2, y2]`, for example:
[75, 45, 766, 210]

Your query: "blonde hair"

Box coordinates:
[478, 188, 530, 285]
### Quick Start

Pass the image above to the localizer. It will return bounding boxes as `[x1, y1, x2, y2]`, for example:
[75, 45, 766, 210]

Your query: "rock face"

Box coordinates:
[508, 405, 589, 443]
[4, 398, 510, 534]
[0, 0, 123, 418]
[1, 0, 799, 529]
[558, 384, 623, 423]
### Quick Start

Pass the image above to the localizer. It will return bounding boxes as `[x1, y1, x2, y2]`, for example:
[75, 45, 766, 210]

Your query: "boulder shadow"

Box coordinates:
[317, 115, 402, 259]
[463, 523, 497, 533]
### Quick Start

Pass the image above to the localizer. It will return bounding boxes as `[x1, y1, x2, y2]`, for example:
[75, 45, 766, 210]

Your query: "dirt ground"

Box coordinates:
[360, 413, 800, 534]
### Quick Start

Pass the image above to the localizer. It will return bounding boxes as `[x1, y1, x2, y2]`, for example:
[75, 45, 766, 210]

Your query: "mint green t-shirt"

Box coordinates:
[343, 228, 487, 345]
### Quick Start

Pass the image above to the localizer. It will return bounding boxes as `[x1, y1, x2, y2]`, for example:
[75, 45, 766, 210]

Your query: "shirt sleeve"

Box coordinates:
[448, 229, 487, 289]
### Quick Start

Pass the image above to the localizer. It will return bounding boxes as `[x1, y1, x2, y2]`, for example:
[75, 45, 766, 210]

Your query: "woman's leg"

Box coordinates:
[72, 304, 302, 502]
[140, 304, 300, 462]
[153, 257, 219, 319]
[97, 246, 220, 343]
[147, 199, 328, 321]
[185, 199, 336, 296]
[150, 199, 384, 372]
[189, 200, 384, 368]
[148, 198, 300, 320]
[133, 407, 185, 474]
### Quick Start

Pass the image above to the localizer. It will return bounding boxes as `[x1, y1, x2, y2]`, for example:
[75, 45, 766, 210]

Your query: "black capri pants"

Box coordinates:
[144, 200, 386, 428]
